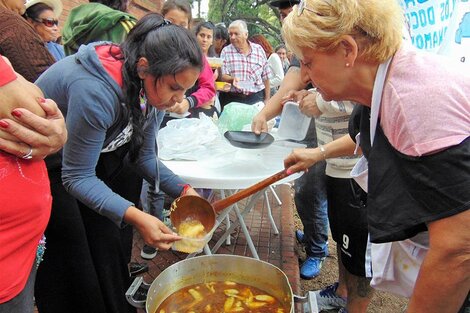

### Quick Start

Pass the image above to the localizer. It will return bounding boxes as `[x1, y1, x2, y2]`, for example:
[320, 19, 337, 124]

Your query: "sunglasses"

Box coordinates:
[34, 17, 59, 27]
[297, 0, 317, 16]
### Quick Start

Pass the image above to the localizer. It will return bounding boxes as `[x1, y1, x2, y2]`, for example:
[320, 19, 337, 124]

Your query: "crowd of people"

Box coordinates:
[0, 0, 468, 312]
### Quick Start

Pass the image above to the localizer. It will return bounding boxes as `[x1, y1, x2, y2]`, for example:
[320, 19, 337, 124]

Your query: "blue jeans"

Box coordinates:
[140, 179, 164, 220]
[294, 161, 329, 258]
[294, 119, 329, 258]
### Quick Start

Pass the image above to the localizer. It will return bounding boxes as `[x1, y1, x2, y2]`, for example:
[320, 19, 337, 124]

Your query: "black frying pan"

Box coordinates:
[224, 131, 274, 149]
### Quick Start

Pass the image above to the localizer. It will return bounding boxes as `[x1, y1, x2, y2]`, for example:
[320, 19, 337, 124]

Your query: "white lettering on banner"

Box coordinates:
[401, 0, 457, 53]
[412, 26, 448, 49]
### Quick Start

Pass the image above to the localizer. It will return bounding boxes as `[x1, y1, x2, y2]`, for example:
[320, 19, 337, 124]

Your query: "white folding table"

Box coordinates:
[162, 142, 303, 259]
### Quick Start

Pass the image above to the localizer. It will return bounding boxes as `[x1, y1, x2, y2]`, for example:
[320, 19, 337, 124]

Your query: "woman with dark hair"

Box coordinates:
[24, 0, 65, 61]
[33, 13, 203, 313]
[214, 24, 229, 57]
[161, 0, 192, 29]
[61, 0, 137, 55]
[189, 20, 219, 117]
[160, 0, 216, 118]
[194, 21, 216, 57]
[139, 0, 216, 261]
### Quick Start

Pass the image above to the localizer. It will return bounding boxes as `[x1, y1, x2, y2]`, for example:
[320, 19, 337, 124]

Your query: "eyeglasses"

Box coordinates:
[297, 0, 317, 16]
[152, 18, 172, 31]
[34, 18, 59, 27]
[161, 19, 172, 27]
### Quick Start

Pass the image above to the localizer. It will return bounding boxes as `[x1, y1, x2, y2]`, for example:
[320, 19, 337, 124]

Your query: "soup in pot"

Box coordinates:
[156, 280, 287, 312]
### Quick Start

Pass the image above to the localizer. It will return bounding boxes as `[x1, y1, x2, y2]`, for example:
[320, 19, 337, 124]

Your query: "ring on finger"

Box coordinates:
[21, 145, 33, 160]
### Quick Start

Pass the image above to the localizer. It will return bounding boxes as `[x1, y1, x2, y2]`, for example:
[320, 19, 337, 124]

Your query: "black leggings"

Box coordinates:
[35, 175, 109, 313]
[35, 147, 141, 313]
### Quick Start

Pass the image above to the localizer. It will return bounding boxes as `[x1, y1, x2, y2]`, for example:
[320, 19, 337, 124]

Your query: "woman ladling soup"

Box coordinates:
[281, 0, 470, 312]
[34, 13, 202, 312]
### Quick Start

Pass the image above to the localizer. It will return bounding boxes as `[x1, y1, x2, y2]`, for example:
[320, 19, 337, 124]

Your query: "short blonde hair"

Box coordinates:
[282, 0, 404, 63]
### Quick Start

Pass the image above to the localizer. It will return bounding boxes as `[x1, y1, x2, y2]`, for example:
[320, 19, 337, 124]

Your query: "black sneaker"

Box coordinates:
[133, 284, 148, 302]
[129, 262, 149, 277]
[141, 245, 157, 260]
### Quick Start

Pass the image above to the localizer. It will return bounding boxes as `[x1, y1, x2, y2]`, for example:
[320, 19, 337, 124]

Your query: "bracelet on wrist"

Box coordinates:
[319, 145, 327, 160]
[180, 183, 192, 196]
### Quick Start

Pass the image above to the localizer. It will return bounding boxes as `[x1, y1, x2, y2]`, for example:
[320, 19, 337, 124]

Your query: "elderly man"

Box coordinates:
[219, 20, 271, 108]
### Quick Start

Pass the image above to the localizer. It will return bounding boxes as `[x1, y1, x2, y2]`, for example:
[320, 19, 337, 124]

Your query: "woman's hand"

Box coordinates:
[284, 147, 323, 174]
[281, 89, 310, 105]
[183, 186, 200, 197]
[167, 99, 190, 114]
[125, 206, 181, 250]
[298, 92, 322, 118]
[0, 97, 67, 160]
[251, 111, 269, 135]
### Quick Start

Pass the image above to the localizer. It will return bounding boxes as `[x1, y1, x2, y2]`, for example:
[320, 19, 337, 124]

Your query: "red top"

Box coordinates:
[0, 154, 51, 302]
[0, 55, 52, 302]
[0, 56, 17, 86]
[191, 56, 216, 107]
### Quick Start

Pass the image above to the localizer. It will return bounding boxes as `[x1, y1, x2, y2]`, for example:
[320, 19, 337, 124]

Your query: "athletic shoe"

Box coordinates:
[300, 256, 324, 279]
[314, 282, 347, 311]
[140, 245, 157, 260]
[129, 262, 149, 277]
[295, 229, 305, 243]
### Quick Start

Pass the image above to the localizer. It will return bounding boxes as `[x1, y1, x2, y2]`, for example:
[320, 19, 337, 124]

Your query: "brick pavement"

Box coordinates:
[132, 184, 301, 301]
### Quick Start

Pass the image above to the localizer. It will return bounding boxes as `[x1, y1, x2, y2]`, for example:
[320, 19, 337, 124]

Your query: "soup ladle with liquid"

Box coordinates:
[170, 169, 291, 251]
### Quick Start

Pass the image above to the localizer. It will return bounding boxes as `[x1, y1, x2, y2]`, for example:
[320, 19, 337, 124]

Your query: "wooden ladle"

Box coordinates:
[170, 170, 290, 234]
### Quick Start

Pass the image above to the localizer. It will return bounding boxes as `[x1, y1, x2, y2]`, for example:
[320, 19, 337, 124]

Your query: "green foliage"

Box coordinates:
[207, 0, 283, 46]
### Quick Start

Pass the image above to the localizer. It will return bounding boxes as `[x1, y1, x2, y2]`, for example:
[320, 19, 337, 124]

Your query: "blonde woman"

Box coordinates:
[282, 0, 470, 312]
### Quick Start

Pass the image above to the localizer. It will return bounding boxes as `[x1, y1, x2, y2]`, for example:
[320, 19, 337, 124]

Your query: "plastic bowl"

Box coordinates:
[215, 81, 231, 91]
[207, 57, 223, 68]
[172, 226, 215, 254]
[277, 101, 312, 141]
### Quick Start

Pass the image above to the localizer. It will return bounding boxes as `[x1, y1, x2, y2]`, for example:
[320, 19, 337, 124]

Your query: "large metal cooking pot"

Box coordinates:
[127, 255, 294, 313]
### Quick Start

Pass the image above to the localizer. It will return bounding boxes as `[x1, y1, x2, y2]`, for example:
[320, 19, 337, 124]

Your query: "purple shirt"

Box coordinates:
[221, 41, 271, 95]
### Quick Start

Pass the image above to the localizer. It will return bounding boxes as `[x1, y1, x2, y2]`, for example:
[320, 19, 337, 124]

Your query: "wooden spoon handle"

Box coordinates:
[212, 170, 289, 213]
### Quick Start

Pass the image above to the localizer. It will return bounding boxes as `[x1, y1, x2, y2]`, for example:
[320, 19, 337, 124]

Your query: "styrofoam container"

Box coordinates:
[277, 101, 312, 141]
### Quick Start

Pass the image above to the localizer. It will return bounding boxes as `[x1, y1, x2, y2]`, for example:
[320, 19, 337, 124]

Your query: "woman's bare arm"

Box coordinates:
[0, 57, 66, 159]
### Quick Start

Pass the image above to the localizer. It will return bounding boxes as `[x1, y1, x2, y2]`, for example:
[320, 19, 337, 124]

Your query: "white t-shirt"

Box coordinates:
[267, 53, 284, 88]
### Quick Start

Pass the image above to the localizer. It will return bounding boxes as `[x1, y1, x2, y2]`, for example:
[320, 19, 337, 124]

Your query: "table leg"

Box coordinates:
[210, 190, 264, 259]
[269, 185, 282, 206]
[220, 190, 231, 246]
[264, 190, 279, 235]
